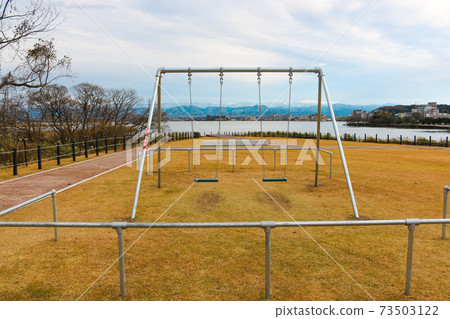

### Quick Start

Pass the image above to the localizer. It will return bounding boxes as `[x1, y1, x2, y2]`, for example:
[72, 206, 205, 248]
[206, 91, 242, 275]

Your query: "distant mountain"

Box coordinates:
[163, 103, 380, 118]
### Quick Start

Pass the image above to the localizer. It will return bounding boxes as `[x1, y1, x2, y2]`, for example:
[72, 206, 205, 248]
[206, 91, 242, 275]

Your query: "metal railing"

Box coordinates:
[219, 131, 450, 148]
[0, 218, 448, 299]
[1, 136, 136, 176]
[443, 186, 449, 239]
[0, 190, 59, 241]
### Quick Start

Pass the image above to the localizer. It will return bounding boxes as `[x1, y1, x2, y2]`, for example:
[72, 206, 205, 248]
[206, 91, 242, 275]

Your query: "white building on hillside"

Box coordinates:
[412, 102, 439, 118]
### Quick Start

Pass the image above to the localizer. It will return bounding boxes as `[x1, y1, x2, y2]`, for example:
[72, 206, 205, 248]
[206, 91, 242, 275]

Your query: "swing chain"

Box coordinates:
[188, 68, 197, 179]
[284, 67, 293, 178]
[216, 68, 224, 180]
[257, 67, 265, 177]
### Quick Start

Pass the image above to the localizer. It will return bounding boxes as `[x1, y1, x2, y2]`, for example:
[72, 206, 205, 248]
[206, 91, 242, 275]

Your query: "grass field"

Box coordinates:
[0, 137, 448, 301]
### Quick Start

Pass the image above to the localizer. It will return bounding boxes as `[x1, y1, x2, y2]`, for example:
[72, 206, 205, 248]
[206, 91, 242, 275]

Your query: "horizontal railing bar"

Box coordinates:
[0, 219, 448, 228]
[161, 67, 321, 74]
[0, 190, 55, 217]
[0, 222, 112, 227]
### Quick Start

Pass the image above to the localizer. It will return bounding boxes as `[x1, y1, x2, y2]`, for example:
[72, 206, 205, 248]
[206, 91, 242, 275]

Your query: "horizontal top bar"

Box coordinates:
[159, 67, 322, 74]
[0, 219, 448, 229]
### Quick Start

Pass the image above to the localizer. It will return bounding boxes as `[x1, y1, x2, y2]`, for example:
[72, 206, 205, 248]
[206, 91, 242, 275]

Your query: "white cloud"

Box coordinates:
[40, 0, 450, 104]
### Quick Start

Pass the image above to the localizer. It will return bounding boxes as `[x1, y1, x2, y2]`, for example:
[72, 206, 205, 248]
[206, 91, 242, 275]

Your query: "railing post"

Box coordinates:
[13, 147, 17, 176]
[188, 150, 191, 172]
[84, 140, 88, 158]
[414, 135, 416, 145]
[329, 152, 332, 179]
[123, 136, 126, 151]
[23, 139, 28, 167]
[375, 134, 378, 143]
[387, 134, 389, 144]
[56, 143, 61, 165]
[113, 222, 127, 297]
[37, 145, 42, 169]
[274, 149, 276, 171]
[96, 138, 99, 156]
[105, 138, 108, 154]
[364, 133, 366, 143]
[261, 221, 276, 300]
[400, 135, 402, 145]
[233, 149, 235, 172]
[443, 187, 448, 240]
[404, 221, 417, 296]
[114, 136, 117, 152]
[429, 136, 431, 146]
[265, 226, 272, 300]
[51, 190, 59, 242]
[446, 136, 448, 148]
[72, 142, 76, 161]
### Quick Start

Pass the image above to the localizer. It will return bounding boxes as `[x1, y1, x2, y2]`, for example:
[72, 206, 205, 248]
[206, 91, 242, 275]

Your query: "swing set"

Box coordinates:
[131, 67, 359, 219]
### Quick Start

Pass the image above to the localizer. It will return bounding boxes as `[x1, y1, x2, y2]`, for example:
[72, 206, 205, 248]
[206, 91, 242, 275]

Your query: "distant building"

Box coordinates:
[350, 110, 367, 120]
[412, 102, 439, 118]
[296, 114, 328, 121]
[245, 116, 257, 121]
[308, 113, 328, 121]
[296, 115, 310, 121]
[265, 113, 292, 121]
[278, 114, 292, 121]
[206, 115, 230, 121]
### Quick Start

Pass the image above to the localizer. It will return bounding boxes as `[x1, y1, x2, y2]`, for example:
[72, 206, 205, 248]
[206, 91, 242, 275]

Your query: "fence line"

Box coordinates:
[216, 131, 449, 148]
[0, 218, 448, 299]
[1, 135, 138, 175]
[0, 133, 197, 176]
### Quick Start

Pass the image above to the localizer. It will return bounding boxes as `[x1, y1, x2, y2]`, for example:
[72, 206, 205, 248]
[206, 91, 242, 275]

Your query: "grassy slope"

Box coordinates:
[0, 138, 448, 300]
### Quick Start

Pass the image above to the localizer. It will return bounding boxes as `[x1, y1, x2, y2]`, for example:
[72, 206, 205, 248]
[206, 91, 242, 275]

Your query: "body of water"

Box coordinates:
[167, 121, 450, 141]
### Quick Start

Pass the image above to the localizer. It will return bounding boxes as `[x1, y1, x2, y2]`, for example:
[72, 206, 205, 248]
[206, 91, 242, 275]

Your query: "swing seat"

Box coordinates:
[195, 178, 219, 183]
[263, 177, 287, 182]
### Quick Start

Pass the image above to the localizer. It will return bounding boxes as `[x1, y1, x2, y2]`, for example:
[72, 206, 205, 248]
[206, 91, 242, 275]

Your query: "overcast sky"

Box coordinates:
[44, 0, 450, 106]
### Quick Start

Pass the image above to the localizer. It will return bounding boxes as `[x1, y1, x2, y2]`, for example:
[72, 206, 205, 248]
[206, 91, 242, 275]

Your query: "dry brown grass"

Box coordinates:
[0, 137, 449, 301]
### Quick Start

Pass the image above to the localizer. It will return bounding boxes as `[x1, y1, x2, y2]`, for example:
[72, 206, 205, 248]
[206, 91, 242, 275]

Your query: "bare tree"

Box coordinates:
[0, 1, 72, 89]
[1, 39, 71, 89]
[104, 88, 143, 135]
[0, 0, 58, 51]
[72, 82, 106, 137]
[28, 84, 76, 143]
[0, 86, 20, 138]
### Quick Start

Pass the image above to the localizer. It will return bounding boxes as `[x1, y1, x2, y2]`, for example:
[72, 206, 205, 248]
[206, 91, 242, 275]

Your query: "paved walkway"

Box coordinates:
[0, 149, 138, 211]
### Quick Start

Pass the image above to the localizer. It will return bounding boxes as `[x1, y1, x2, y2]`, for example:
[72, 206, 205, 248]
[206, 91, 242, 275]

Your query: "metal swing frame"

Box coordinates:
[131, 67, 359, 219]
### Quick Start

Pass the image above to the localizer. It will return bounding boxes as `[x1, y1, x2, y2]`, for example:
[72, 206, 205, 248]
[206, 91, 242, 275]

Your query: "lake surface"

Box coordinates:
[168, 121, 450, 141]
